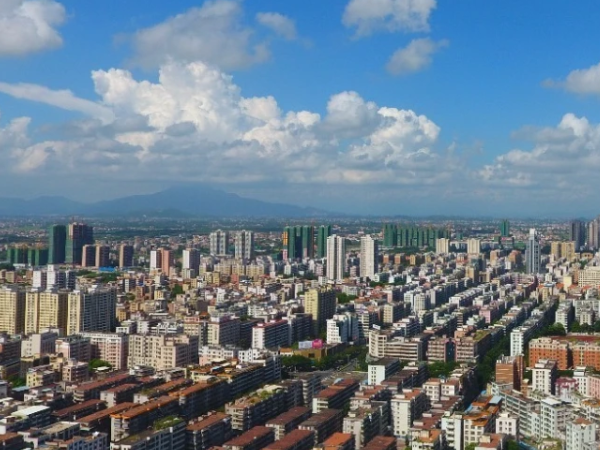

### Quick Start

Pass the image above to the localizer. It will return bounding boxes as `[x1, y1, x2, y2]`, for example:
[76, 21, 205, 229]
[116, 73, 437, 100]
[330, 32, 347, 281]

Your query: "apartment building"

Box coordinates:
[320, 432, 355, 450]
[426, 337, 455, 362]
[80, 332, 129, 370]
[529, 337, 570, 369]
[565, 418, 596, 450]
[67, 286, 117, 335]
[531, 359, 558, 395]
[55, 335, 92, 362]
[263, 429, 314, 450]
[495, 355, 523, 392]
[266, 407, 312, 440]
[128, 334, 199, 371]
[368, 358, 401, 385]
[223, 426, 274, 450]
[342, 407, 382, 449]
[0, 286, 25, 334]
[252, 320, 291, 350]
[186, 413, 233, 450]
[21, 331, 58, 357]
[313, 379, 360, 413]
[298, 409, 344, 446]
[171, 379, 228, 420]
[110, 396, 179, 442]
[202, 315, 241, 347]
[226, 385, 288, 432]
[25, 289, 69, 335]
[111, 416, 185, 450]
[495, 412, 519, 439]
[304, 288, 336, 335]
[390, 389, 430, 436]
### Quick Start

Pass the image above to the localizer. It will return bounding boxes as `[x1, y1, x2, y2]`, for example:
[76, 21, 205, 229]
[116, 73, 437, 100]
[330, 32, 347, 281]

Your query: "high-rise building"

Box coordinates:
[128, 334, 199, 371]
[27, 247, 49, 267]
[382, 224, 398, 248]
[316, 225, 332, 258]
[25, 289, 69, 335]
[283, 226, 314, 260]
[234, 231, 254, 260]
[67, 286, 117, 335]
[525, 229, 541, 275]
[466, 238, 481, 255]
[566, 418, 596, 450]
[81, 245, 96, 267]
[209, 230, 229, 256]
[161, 250, 175, 274]
[182, 248, 201, 272]
[80, 332, 129, 370]
[66, 223, 94, 265]
[435, 238, 450, 255]
[570, 220, 586, 250]
[119, 244, 134, 267]
[500, 220, 511, 237]
[326, 235, 346, 281]
[359, 235, 378, 279]
[96, 245, 110, 268]
[301, 225, 315, 259]
[396, 225, 448, 248]
[304, 287, 336, 335]
[48, 224, 67, 264]
[9, 246, 28, 265]
[150, 249, 162, 270]
[0, 286, 26, 334]
[495, 355, 524, 391]
[588, 218, 600, 249]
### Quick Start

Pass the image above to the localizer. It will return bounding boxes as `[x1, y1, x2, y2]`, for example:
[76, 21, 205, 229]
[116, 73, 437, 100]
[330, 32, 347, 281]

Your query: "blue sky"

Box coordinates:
[1, 0, 600, 216]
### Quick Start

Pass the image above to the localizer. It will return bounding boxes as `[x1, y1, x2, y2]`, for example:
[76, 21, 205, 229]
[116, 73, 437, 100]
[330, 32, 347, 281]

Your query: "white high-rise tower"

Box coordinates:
[209, 230, 229, 256]
[525, 228, 541, 274]
[326, 235, 346, 282]
[359, 235, 378, 279]
[234, 231, 254, 260]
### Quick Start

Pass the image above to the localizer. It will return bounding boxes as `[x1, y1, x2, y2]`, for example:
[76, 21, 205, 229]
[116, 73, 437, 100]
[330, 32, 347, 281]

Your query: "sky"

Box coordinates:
[1, 0, 600, 217]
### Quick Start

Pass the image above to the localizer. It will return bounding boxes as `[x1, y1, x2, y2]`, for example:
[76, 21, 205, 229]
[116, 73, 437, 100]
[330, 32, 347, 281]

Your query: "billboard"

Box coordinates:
[298, 341, 313, 350]
[312, 339, 324, 349]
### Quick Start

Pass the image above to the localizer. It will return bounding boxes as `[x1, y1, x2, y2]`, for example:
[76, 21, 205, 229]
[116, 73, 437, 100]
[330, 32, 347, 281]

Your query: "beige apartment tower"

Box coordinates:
[304, 288, 336, 336]
[25, 289, 69, 335]
[119, 244, 134, 268]
[0, 286, 26, 334]
[67, 286, 118, 335]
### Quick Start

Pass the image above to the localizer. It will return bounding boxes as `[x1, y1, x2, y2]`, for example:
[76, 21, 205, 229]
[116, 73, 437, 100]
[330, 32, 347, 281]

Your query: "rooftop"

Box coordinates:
[187, 413, 231, 431]
[223, 426, 273, 446]
[77, 402, 136, 425]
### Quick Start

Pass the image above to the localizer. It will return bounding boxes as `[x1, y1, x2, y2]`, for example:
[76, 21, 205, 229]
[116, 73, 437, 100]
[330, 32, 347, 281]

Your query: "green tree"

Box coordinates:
[170, 284, 184, 299]
[8, 375, 26, 387]
[428, 361, 459, 378]
[282, 355, 313, 372]
[543, 323, 566, 337]
[88, 359, 112, 371]
[336, 293, 357, 304]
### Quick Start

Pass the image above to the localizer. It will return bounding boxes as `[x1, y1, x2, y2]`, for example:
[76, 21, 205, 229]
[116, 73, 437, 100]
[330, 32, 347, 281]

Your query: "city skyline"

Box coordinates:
[1, 1, 600, 216]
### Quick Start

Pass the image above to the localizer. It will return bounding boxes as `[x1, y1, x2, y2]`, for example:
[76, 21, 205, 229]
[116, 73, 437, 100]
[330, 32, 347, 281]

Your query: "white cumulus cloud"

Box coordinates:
[386, 38, 448, 75]
[256, 12, 297, 40]
[0, 0, 66, 56]
[477, 113, 600, 201]
[343, 0, 437, 36]
[0, 82, 114, 123]
[544, 61, 600, 96]
[126, 0, 269, 70]
[0, 61, 450, 189]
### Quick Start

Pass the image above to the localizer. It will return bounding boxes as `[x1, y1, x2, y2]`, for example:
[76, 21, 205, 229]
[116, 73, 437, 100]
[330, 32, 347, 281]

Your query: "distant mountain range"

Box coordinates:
[0, 186, 330, 218]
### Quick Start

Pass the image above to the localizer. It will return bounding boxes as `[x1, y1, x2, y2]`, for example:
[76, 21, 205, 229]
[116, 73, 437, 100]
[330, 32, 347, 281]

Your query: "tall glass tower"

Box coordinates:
[525, 228, 540, 274]
[48, 224, 67, 264]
